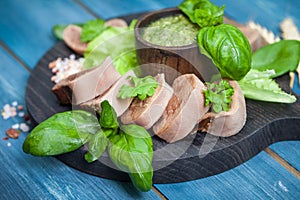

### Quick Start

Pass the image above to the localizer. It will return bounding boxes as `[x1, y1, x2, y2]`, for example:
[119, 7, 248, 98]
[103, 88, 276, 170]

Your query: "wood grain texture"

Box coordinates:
[25, 12, 300, 184]
[79, 0, 183, 19]
[1, 0, 299, 199]
[269, 142, 300, 171]
[211, 0, 300, 34]
[0, 0, 94, 68]
[154, 151, 300, 199]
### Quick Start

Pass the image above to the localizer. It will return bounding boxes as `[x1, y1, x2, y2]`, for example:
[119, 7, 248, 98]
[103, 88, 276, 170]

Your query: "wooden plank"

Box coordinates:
[211, 0, 300, 34]
[0, 0, 94, 68]
[269, 142, 300, 171]
[0, 47, 160, 199]
[79, 0, 183, 19]
[154, 151, 300, 199]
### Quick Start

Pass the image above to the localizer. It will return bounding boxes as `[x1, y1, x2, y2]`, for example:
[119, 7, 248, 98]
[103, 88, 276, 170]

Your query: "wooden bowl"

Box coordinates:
[134, 7, 218, 83]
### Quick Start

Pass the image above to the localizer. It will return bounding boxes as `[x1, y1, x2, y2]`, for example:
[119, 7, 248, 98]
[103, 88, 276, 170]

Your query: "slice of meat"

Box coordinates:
[198, 80, 246, 137]
[104, 18, 128, 28]
[153, 74, 209, 143]
[63, 25, 88, 55]
[121, 74, 173, 129]
[80, 70, 136, 116]
[52, 57, 121, 105]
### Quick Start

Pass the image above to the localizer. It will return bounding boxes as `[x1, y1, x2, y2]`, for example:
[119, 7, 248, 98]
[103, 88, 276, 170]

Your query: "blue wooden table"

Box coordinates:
[0, 0, 299, 199]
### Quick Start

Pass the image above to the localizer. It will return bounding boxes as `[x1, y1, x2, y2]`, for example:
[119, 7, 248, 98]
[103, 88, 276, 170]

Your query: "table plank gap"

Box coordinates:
[152, 186, 167, 200]
[73, 0, 100, 19]
[264, 147, 300, 179]
[0, 39, 31, 73]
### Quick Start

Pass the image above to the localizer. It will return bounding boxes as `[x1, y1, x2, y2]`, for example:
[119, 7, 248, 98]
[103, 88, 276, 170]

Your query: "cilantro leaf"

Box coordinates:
[117, 76, 158, 100]
[80, 19, 106, 42]
[204, 80, 234, 113]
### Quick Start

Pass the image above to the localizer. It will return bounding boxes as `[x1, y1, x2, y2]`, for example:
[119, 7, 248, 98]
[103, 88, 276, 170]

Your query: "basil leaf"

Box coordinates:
[108, 124, 153, 192]
[99, 100, 119, 130]
[198, 24, 252, 80]
[252, 40, 300, 78]
[80, 19, 106, 43]
[84, 129, 109, 163]
[23, 110, 100, 156]
[178, 0, 225, 28]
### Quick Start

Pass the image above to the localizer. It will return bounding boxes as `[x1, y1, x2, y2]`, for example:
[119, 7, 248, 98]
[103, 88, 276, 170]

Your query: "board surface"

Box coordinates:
[25, 13, 300, 184]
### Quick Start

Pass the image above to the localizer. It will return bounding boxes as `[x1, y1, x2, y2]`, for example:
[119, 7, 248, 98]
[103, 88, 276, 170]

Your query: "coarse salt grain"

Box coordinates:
[49, 55, 84, 83]
[18, 111, 25, 117]
[20, 123, 30, 132]
[12, 123, 19, 129]
[7, 142, 11, 147]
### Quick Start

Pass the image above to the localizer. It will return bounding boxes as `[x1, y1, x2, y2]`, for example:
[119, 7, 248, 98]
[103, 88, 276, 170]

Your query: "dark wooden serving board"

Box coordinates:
[25, 13, 300, 184]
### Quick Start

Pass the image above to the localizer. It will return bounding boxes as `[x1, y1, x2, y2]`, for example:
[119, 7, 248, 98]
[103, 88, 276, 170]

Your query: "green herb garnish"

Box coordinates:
[238, 69, 296, 103]
[80, 19, 106, 42]
[23, 101, 153, 192]
[204, 80, 234, 113]
[178, 0, 225, 28]
[22, 110, 100, 156]
[117, 76, 158, 100]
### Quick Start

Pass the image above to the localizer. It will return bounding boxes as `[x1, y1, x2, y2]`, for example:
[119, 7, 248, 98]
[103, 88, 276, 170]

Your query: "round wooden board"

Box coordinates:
[25, 13, 300, 184]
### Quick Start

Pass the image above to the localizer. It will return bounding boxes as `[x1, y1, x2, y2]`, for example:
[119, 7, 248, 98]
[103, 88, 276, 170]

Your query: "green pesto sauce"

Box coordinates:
[142, 14, 200, 47]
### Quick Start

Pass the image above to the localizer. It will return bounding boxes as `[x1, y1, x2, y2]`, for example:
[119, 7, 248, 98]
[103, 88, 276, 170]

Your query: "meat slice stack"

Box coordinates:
[153, 74, 209, 143]
[121, 74, 173, 129]
[198, 80, 246, 137]
[52, 57, 120, 105]
[81, 70, 136, 117]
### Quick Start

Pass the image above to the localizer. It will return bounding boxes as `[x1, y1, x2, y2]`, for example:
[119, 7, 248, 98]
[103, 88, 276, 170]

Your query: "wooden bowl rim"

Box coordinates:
[134, 7, 199, 50]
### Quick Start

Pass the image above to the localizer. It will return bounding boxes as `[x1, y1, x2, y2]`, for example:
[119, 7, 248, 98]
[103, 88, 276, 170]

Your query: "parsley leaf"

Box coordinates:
[117, 76, 158, 100]
[80, 19, 106, 42]
[204, 80, 234, 113]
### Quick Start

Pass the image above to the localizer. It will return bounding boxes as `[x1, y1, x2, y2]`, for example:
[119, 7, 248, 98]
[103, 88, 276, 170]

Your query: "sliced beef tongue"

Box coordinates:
[52, 56, 121, 105]
[121, 73, 174, 129]
[63, 25, 88, 55]
[153, 74, 209, 143]
[80, 70, 136, 117]
[198, 80, 246, 137]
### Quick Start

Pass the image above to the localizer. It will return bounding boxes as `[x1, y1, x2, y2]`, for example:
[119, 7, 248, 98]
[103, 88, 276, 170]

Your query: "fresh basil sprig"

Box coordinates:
[108, 124, 153, 192]
[198, 24, 252, 81]
[23, 101, 153, 192]
[178, 0, 225, 28]
[22, 110, 100, 156]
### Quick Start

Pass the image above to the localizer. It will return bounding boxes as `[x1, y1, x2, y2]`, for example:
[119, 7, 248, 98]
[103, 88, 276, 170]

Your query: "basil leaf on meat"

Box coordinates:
[108, 124, 153, 192]
[23, 110, 100, 156]
[198, 24, 252, 80]
[252, 40, 300, 78]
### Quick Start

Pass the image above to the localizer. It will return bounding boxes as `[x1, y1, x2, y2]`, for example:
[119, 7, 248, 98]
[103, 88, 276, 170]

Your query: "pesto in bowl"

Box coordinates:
[142, 14, 199, 47]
